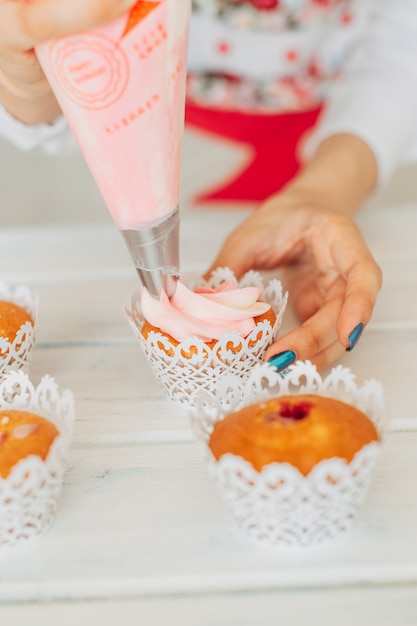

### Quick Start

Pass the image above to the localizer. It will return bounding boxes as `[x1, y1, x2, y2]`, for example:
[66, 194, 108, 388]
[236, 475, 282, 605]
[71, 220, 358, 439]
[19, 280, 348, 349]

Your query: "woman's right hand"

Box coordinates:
[0, 0, 136, 124]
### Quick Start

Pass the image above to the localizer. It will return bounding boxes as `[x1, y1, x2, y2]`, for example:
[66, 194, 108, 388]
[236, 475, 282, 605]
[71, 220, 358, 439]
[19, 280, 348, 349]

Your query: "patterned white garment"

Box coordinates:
[188, 0, 417, 183]
[187, 0, 373, 112]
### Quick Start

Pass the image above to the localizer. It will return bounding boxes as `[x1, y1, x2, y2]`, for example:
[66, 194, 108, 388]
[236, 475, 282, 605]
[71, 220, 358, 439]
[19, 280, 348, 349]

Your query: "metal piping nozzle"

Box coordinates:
[121, 207, 180, 299]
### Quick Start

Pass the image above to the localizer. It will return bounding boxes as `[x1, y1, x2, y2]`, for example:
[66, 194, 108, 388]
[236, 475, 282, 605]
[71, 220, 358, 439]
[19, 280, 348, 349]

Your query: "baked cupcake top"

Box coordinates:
[141, 280, 271, 342]
[0, 409, 59, 478]
[0, 301, 33, 343]
[208, 394, 380, 476]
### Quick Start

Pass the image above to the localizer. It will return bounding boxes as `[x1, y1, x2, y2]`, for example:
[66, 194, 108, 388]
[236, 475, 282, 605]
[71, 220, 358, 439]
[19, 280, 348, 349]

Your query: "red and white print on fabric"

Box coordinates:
[187, 0, 370, 113]
[185, 0, 373, 203]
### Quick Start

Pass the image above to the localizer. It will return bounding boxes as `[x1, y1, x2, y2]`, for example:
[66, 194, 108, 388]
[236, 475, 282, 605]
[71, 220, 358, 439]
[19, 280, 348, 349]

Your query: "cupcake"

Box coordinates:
[0, 282, 38, 379]
[125, 268, 288, 408]
[192, 360, 384, 547]
[209, 395, 379, 476]
[0, 370, 74, 549]
[0, 410, 59, 480]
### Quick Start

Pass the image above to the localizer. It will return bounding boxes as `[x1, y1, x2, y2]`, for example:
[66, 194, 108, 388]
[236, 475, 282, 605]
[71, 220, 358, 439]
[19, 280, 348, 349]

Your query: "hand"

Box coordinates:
[0, 0, 136, 124]
[207, 188, 382, 371]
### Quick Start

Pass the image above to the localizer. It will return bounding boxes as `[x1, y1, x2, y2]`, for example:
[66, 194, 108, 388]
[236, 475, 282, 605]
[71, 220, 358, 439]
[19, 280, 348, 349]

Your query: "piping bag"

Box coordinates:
[36, 0, 191, 298]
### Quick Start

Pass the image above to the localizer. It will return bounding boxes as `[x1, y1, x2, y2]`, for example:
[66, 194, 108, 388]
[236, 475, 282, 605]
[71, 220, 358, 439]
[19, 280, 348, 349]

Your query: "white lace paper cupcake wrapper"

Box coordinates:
[0, 370, 74, 549]
[0, 282, 38, 380]
[125, 269, 288, 409]
[191, 360, 385, 547]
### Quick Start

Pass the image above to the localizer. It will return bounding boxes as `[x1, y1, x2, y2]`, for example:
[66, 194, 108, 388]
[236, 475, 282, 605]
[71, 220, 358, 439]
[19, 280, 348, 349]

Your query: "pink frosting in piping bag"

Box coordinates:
[35, 2, 191, 298]
[35, 2, 190, 229]
[141, 280, 271, 341]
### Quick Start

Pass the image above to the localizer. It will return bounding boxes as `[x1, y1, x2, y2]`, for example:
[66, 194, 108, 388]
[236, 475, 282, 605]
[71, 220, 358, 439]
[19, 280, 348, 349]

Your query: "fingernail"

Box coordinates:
[346, 322, 364, 352]
[268, 350, 296, 372]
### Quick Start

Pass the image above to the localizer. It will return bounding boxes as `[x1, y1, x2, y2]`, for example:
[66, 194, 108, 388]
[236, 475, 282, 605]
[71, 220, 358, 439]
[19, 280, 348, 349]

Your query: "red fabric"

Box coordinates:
[185, 101, 323, 204]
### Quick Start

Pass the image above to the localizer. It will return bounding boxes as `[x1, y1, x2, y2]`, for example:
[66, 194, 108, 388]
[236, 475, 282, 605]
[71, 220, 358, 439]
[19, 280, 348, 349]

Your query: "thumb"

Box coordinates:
[205, 233, 254, 281]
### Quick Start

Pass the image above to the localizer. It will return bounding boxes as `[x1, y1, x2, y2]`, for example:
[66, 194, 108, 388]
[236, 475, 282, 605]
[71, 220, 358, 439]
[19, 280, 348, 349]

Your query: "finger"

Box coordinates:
[309, 340, 346, 372]
[206, 231, 256, 280]
[0, 0, 137, 49]
[336, 256, 382, 349]
[265, 255, 380, 372]
[279, 265, 324, 323]
[265, 295, 345, 368]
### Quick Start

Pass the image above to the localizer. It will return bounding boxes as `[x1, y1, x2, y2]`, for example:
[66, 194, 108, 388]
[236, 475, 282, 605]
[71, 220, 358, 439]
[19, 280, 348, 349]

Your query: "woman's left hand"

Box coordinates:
[207, 187, 382, 372]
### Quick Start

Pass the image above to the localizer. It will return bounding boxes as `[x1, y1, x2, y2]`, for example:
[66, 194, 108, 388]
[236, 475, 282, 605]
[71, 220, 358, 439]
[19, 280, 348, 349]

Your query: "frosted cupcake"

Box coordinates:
[0, 282, 38, 380]
[191, 360, 384, 547]
[0, 370, 74, 549]
[126, 268, 288, 409]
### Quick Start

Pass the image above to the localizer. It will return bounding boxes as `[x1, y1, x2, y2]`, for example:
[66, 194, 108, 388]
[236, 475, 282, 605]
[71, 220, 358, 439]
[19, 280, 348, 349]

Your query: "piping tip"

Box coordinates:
[135, 267, 178, 299]
[121, 207, 180, 299]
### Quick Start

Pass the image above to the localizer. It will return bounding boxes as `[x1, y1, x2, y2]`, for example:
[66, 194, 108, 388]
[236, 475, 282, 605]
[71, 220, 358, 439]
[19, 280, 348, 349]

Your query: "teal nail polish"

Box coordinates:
[268, 350, 296, 372]
[346, 322, 364, 352]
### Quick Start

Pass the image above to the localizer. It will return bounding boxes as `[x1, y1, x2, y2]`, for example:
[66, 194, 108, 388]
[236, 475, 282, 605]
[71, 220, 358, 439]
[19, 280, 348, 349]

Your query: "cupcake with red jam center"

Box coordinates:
[193, 360, 384, 547]
[209, 394, 379, 475]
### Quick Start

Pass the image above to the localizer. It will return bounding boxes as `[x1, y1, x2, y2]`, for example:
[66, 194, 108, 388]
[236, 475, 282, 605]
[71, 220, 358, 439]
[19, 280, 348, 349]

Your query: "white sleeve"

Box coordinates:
[305, 0, 417, 184]
[0, 104, 72, 153]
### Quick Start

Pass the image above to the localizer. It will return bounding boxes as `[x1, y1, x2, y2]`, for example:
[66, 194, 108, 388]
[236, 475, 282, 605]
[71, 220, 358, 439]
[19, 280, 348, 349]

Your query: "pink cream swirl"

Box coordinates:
[141, 280, 271, 342]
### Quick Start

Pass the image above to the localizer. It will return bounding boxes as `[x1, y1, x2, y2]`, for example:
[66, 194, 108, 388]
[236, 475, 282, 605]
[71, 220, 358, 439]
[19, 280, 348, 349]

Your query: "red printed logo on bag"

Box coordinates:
[49, 34, 130, 110]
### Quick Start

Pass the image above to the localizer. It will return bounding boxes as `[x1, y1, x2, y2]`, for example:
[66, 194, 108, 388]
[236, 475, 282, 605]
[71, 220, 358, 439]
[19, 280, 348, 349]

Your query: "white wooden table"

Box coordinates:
[0, 197, 417, 624]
